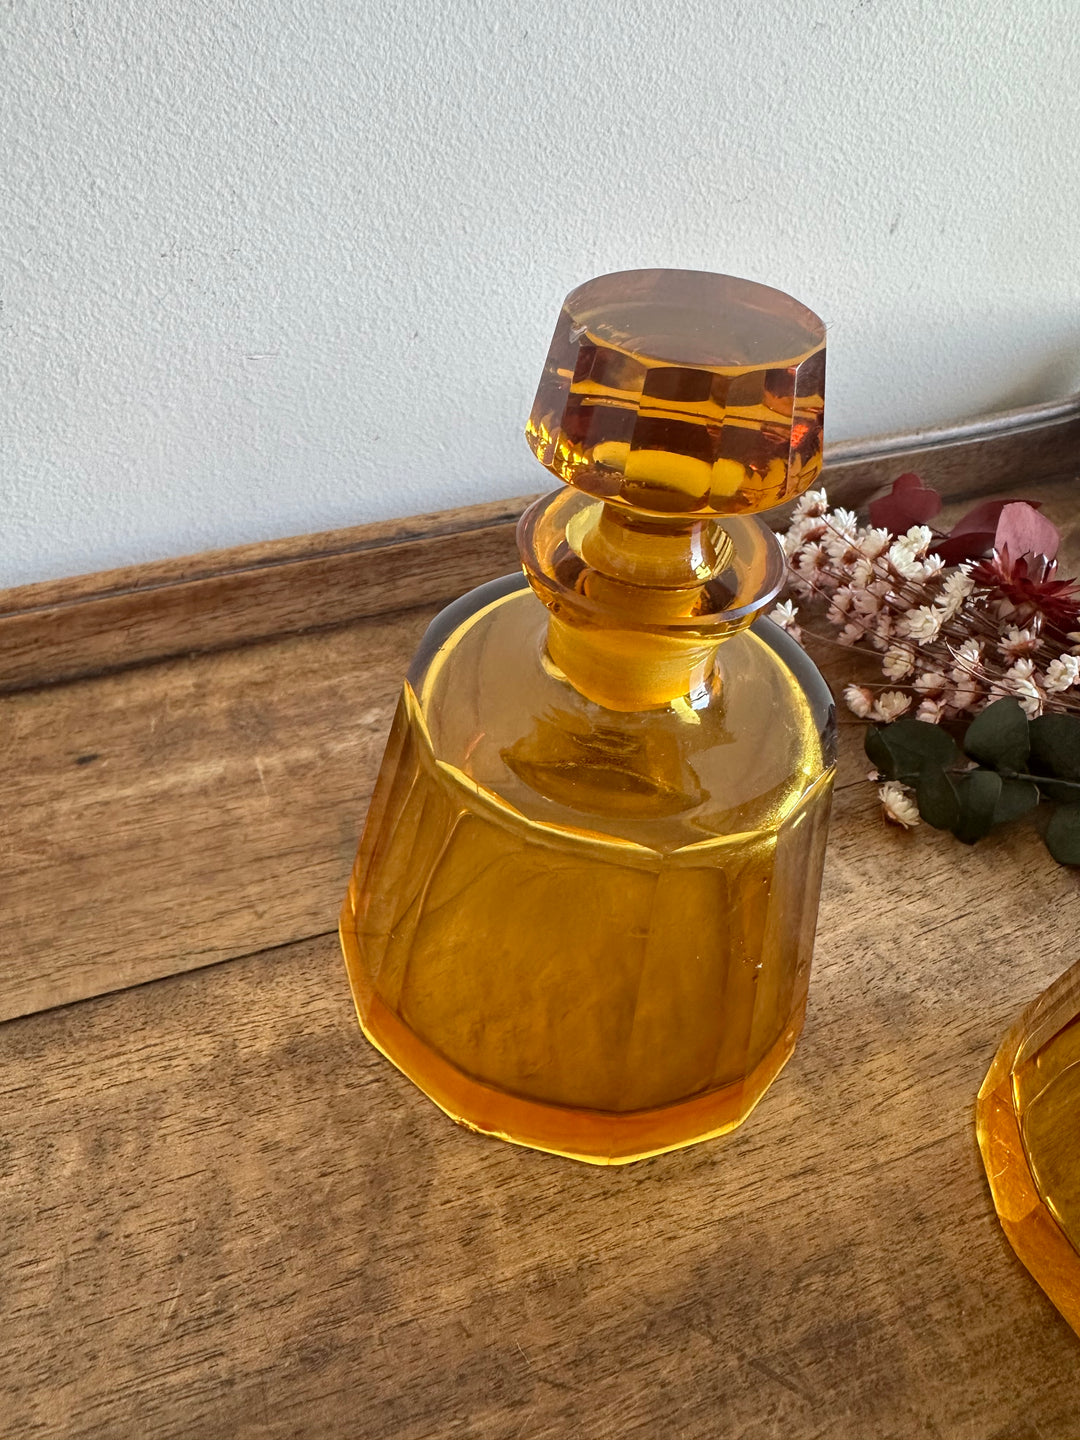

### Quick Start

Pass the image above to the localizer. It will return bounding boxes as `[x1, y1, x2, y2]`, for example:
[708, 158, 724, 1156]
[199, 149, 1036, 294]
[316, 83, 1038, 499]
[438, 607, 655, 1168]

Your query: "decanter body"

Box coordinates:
[341, 269, 836, 1163]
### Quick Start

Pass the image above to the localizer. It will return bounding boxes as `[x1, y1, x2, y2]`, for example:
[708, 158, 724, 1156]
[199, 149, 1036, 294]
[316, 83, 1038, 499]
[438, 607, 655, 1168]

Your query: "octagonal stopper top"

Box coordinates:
[526, 269, 826, 518]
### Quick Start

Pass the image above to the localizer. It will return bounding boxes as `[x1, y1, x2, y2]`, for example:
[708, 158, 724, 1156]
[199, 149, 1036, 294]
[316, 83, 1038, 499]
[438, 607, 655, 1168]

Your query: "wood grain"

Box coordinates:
[2, 763, 1080, 1439]
[2, 406, 1077, 695]
[0, 608, 438, 1020]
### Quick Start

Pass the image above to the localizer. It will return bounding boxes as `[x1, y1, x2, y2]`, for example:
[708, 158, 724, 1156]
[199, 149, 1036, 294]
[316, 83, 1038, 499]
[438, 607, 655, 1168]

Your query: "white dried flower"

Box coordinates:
[887, 526, 935, 579]
[1045, 654, 1080, 693]
[848, 556, 877, 589]
[913, 669, 950, 696]
[951, 683, 984, 714]
[999, 627, 1039, 661]
[888, 551, 927, 582]
[937, 569, 975, 618]
[843, 684, 875, 718]
[787, 572, 815, 601]
[990, 657, 1044, 719]
[826, 586, 856, 624]
[781, 515, 826, 556]
[795, 542, 829, 582]
[769, 600, 802, 641]
[897, 605, 943, 642]
[884, 585, 913, 614]
[822, 510, 860, 561]
[881, 644, 915, 681]
[921, 553, 946, 578]
[837, 622, 865, 646]
[851, 586, 886, 617]
[879, 781, 920, 828]
[949, 638, 983, 680]
[872, 690, 912, 722]
[916, 697, 947, 723]
[868, 619, 894, 651]
[855, 527, 891, 561]
[903, 524, 934, 552]
[791, 488, 829, 521]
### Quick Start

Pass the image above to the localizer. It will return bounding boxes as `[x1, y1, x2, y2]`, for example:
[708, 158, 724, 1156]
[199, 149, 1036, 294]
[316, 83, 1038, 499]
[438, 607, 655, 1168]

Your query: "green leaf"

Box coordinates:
[1029, 713, 1080, 781]
[865, 718, 961, 781]
[963, 698, 1030, 773]
[864, 725, 896, 779]
[1045, 803, 1080, 865]
[1035, 776, 1080, 804]
[953, 769, 1003, 844]
[993, 777, 1040, 824]
[916, 768, 961, 831]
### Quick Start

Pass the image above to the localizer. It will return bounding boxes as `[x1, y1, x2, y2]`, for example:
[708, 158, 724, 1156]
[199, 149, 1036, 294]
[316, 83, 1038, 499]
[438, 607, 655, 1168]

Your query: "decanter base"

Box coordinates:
[341, 905, 804, 1165]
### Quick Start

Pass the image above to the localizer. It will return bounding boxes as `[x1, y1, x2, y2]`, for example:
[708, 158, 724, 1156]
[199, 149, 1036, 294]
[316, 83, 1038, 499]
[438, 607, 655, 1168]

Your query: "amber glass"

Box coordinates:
[527, 268, 825, 517]
[977, 960, 1080, 1334]
[340, 269, 836, 1164]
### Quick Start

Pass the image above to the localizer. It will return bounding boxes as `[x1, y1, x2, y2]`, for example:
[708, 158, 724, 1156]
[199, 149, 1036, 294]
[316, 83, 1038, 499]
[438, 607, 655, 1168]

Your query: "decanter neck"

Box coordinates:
[517, 491, 786, 712]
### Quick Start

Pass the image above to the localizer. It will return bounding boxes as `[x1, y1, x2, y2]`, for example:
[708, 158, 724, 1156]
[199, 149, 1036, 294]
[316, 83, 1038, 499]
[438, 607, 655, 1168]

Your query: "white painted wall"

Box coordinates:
[3, 0, 1078, 587]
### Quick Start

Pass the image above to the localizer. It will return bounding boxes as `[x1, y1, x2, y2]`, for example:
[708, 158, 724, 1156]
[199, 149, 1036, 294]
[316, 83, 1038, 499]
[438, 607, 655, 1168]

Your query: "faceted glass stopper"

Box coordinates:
[526, 268, 826, 518]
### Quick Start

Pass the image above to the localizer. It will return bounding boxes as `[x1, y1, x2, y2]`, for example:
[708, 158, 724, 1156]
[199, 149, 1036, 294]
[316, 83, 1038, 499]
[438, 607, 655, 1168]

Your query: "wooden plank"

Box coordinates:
[2, 402, 1077, 695]
[0, 607, 436, 1020]
[0, 498, 531, 695]
[2, 765, 1080, 1439]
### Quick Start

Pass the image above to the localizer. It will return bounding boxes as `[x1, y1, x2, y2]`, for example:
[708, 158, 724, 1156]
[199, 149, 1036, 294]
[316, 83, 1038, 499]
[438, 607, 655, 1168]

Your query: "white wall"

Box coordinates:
[3, 0, 1078, 587]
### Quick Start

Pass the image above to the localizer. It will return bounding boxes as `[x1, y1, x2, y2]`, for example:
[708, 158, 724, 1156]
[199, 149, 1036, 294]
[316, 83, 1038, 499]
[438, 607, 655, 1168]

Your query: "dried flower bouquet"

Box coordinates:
[770, 474, 1080, 862]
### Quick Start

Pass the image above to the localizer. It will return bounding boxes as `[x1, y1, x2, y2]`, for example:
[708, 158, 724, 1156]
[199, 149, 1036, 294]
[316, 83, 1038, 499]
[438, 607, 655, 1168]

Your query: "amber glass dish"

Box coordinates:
[977, 960, 1080, 1334]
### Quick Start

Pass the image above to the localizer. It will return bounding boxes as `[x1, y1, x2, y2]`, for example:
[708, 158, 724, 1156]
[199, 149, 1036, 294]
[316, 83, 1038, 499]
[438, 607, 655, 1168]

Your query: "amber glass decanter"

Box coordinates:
[977, 959, 1080, 1334]
[340, 269, 836, 1164]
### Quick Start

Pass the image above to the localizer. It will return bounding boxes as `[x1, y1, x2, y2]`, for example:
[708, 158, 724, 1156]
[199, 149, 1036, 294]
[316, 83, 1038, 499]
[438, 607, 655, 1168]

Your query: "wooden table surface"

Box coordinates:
[4, 484, 1080, 1438]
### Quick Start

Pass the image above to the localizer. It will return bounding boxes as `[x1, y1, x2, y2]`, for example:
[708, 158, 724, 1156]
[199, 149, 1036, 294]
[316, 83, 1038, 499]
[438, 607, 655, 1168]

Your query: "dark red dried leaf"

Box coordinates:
[929, 498, 1046, 565]
[949, 497, 1043, 537]
[868, 473, 943, 532]
[932, 530, 999, 565]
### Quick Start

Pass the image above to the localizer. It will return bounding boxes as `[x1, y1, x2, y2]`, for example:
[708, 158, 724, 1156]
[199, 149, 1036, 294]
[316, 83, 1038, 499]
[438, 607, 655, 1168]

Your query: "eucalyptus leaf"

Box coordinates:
[866, 718, 961, 781]
[953, 769, 1002, 845]
[1034, 776, 1080, 804]
[1029, 713, 1080, 781]
[993, 777, 1040, 825]
[915, 768, 961, 831]
[1045, 803, 1080, 865]
[864, 726, 896, 779]
[963, 698, 1030, 773]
